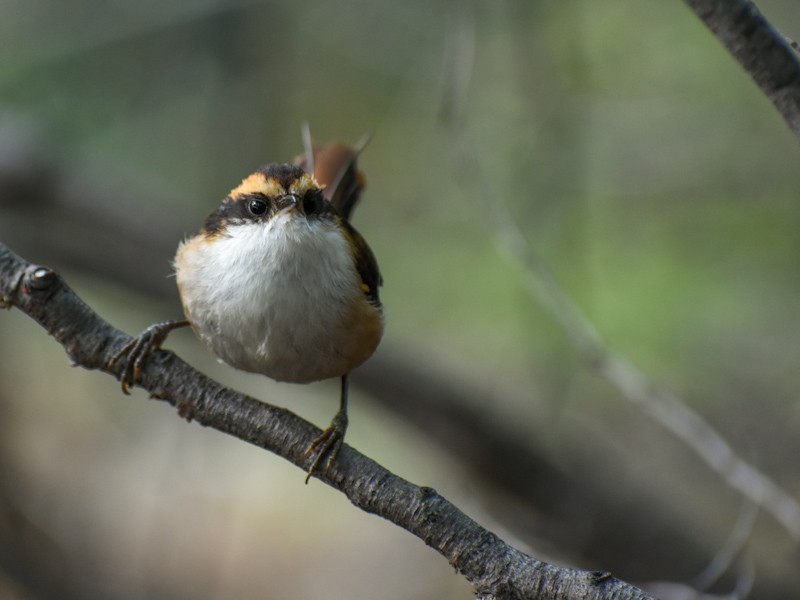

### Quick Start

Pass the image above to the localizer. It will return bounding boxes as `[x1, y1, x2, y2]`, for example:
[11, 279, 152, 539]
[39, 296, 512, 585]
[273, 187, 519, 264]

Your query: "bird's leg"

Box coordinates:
[107, 319, 190, 394]
[305, 374, 350, 483]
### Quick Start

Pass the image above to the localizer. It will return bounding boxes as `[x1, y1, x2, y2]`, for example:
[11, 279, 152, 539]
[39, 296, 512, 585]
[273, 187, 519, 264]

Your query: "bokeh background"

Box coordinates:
[2, 0, 800, 598]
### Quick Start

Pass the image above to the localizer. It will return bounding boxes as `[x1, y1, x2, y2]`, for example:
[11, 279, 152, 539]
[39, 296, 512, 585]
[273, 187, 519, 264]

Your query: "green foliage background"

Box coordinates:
[1, 0, 799, 598]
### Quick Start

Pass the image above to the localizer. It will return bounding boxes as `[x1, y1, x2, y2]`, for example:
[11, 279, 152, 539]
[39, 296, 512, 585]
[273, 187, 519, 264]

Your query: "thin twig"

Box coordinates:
[729, 555, 755, 600]
[692, 500, 758, 593]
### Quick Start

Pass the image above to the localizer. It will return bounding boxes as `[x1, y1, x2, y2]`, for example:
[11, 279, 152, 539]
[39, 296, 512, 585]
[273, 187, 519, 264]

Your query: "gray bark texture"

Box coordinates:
[684, 0, 800, 140]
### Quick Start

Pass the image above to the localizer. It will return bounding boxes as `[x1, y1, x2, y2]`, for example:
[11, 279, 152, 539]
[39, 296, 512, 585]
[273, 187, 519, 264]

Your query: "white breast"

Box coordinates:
[175, 214, 382, 383]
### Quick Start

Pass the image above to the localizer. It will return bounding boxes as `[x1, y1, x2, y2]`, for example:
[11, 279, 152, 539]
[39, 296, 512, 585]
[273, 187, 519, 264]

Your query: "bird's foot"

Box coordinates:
[304, 410, 348, 483]
[107, 320, 189, 394]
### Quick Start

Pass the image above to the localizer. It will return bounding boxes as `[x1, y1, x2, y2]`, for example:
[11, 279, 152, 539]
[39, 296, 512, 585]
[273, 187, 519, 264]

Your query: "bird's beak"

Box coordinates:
[277, 193, 303, 215]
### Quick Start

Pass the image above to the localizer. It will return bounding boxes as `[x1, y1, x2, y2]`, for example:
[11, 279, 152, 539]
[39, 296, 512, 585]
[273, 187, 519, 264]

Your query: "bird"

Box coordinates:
[109, 131, 383, 481]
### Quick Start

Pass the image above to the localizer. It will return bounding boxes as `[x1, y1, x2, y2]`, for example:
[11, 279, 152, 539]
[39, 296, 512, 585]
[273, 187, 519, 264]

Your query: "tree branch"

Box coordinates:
[0, 241, 654, 600]
[683, 0, 800, 141]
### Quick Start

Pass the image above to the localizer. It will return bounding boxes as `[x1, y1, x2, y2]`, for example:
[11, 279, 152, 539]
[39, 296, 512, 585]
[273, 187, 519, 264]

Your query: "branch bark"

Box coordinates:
[683, 0, 800, 141]
[0, 241, 654, 600]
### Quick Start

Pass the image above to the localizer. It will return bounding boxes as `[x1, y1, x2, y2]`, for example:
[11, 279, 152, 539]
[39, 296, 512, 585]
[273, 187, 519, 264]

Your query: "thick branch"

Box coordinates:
[0, 242, 654, 600]
[684, 0, 800, 141]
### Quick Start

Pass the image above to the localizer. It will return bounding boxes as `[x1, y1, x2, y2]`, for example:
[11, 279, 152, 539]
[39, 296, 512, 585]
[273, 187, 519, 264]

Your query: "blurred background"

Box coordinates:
[2, 0, 800, 598]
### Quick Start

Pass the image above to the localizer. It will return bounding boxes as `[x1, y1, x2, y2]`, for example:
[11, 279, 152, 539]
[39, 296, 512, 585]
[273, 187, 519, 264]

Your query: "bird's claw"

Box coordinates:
[107, 320, 187, 394]
[304, 411, 348, 483]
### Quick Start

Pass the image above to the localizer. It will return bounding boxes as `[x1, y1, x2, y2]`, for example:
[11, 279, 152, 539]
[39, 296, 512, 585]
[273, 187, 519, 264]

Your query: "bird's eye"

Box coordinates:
[248, 199, 267, 216]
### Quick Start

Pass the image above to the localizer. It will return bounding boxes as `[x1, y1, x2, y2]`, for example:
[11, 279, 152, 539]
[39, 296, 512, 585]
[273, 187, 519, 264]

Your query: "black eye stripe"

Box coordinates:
[202, 179, 335, 237]
[202, 193, 272, 235]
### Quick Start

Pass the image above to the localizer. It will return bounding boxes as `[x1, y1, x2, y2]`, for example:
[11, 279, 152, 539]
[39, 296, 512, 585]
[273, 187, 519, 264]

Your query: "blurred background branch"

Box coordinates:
[439, 3, 800, 541]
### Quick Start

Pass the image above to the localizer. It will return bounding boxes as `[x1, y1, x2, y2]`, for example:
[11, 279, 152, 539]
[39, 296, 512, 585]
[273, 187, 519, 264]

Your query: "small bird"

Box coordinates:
[110, 133, 383, 481]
